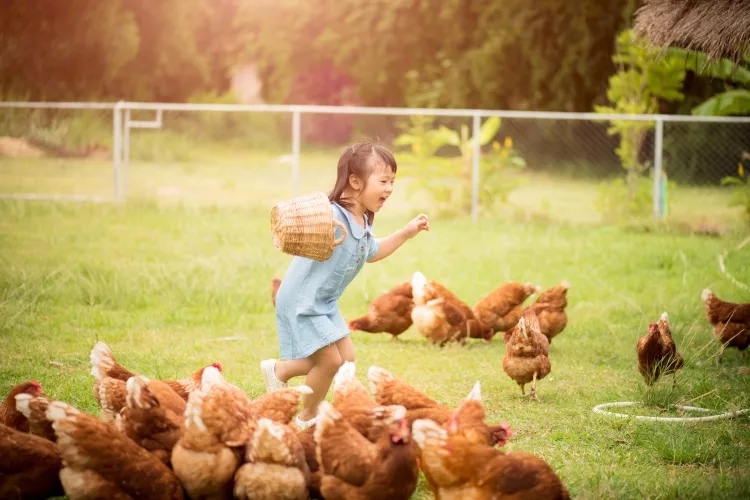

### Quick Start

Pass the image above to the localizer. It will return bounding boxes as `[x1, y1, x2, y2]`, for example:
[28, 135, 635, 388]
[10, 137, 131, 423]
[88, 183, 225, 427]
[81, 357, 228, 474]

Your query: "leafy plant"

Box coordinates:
[479, 137, 527, 211]
[595, 29, 685, 217]
[665, 47, 750, 117]
[393, 116, 525, 216]
[721, 158, 750, 223]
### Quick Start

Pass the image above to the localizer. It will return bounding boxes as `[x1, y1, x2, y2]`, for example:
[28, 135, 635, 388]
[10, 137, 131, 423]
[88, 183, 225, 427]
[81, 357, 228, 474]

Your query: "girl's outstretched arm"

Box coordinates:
[368, 214, 429, 263]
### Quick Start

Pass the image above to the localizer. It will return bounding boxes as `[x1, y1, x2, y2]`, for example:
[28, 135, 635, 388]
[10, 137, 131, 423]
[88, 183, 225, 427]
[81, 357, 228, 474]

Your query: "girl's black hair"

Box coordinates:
[328, 141, 397, 224]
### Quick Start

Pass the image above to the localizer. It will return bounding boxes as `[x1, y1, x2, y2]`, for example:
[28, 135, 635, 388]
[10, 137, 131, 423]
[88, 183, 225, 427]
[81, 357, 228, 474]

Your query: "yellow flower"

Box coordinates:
[492, 141, 500, 151]
[504, 136, 513, 149]
[739, 162, 745, 178]
[500, 149, 509, 160]
[412, 143, 419, 155]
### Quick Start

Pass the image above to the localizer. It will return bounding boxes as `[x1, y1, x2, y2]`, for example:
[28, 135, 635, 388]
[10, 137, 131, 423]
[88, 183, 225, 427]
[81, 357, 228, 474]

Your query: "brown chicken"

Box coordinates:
[412, 271, 494, 341]
[412, 298, 472, 345]
[248, 385, 312, 425]
[702, 289, 750, 361]
[637, 312, 684, 386]
[474, 281, 540, 336]
[15, 393, 56, 441]
[520, 280, 570, 343]
[47, 401, 184, 500]
[90, 341, 223, 401]
[296, 426, 323, 499]
[502, 310, 552, 401]
[234, 418, 310, 500]
[332, 362, 408, 441]
[95, 376, 128, 424]
[368, 366, 512, 447]
[116, 376, 186, 466]
[314, 401, 419, 500]
[171, 366, 255, 500]
[272, 277, 282, 307]
[1, 380, 45, 432]
[296, 362, 407, 499]
[0, 423, 64, 499]
[348, 281, 414, 340]
[96, 375, 187, 425]
[413, 417, 569, 500]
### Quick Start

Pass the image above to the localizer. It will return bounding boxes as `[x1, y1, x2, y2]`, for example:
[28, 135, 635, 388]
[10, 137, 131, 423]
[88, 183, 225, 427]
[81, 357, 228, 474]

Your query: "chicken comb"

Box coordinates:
[211, 362, 223, 372]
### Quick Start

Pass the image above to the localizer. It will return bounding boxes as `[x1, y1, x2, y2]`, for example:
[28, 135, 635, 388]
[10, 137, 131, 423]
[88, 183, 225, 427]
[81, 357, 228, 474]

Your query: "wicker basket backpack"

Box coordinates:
[270, 191, 348, 261]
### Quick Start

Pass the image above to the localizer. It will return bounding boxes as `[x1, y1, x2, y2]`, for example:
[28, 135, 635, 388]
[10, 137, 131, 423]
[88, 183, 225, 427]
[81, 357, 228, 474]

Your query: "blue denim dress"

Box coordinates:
[275, 202, 381, 359]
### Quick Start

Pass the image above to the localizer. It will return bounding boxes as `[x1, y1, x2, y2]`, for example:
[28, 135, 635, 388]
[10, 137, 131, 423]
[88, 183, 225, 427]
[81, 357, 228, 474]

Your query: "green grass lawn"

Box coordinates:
[1, 194, 749, 499]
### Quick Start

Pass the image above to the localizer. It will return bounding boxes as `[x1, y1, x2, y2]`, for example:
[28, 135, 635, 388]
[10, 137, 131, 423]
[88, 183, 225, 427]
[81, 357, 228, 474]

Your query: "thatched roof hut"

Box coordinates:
[634, 0, 750, 61]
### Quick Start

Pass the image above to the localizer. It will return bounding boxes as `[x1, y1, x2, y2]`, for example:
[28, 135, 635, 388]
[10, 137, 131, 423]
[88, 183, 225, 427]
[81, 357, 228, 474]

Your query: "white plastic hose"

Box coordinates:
[592, 401, 749, 422]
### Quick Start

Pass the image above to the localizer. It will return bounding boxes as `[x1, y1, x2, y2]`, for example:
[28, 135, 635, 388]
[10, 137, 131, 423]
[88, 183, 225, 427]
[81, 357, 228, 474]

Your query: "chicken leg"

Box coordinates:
[518, 383, 525, 396]
[529, 371, 540, 402]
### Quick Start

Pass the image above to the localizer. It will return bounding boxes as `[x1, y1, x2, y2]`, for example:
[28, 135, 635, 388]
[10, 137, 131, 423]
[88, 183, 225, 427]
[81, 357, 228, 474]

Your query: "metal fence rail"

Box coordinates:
[1, 101, 749, 221]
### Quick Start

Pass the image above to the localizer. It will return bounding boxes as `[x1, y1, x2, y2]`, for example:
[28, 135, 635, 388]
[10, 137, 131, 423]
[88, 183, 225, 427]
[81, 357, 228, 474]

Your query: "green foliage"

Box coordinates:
[479, 138, 528, 210]
[1, 0, 140, 99]
[691, 89, 750, 116]
[721, 161, 750, 223]
[662, 47, 750, 117]
[0, 0, 242, 101]
[393, 117, 525, 216]
[595, 30, 685, 214]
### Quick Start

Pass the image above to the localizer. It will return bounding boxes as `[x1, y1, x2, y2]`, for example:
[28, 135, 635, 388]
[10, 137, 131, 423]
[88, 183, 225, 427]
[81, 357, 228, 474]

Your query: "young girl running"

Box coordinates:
[262, 142, 430, 429]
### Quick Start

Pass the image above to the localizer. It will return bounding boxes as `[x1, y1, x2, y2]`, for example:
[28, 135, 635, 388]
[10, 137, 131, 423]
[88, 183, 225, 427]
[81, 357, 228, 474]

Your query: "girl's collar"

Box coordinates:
[332, 201, 373, 237]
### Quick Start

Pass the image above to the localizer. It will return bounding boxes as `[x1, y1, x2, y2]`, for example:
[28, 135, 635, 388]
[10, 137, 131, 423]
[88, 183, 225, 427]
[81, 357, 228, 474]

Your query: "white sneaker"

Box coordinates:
[295, 415, 317, 430]
[260, 359, 288, 393]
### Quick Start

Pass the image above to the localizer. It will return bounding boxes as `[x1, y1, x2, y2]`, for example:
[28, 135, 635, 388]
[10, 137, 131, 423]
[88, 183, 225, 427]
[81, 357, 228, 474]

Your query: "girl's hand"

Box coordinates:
[404, 214, 430, 239]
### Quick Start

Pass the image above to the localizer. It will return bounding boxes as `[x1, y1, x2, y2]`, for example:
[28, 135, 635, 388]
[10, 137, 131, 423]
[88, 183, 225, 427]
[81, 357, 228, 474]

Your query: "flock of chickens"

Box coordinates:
[2, 342, 569, 499]
[275, 272, 749, 397]
[1, 273, 747, 499]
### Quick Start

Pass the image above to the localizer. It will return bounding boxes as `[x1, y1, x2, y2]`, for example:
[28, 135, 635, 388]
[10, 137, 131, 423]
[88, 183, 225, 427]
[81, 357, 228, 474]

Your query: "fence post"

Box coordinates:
[292, 110, 301, 197]
[123, 109, 130, 200]
[653, 118, 664, 219]
[113, 101, 123, 202]
[472, 114, 481, 221]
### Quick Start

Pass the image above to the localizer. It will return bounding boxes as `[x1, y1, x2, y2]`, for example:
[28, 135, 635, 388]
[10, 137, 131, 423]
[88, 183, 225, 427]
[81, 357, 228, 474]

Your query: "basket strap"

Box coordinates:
[332, 220, 348, 246]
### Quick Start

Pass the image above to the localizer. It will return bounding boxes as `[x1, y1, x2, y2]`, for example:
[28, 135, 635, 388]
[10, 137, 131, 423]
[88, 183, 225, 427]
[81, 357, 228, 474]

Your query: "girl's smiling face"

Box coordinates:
[360, 164, 395, 213]
[346, 162, 395, 216]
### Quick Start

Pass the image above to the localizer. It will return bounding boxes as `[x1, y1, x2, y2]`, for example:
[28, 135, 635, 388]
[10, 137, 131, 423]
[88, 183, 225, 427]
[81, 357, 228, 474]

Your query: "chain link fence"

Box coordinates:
[1, 103, 748, 228]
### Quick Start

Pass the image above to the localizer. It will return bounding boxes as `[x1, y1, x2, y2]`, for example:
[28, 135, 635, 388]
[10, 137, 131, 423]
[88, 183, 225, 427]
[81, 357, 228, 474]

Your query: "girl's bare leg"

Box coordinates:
[297, 344, 343, 421]
[274, 357, 315, 383]
[335, 335, 355, 363]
